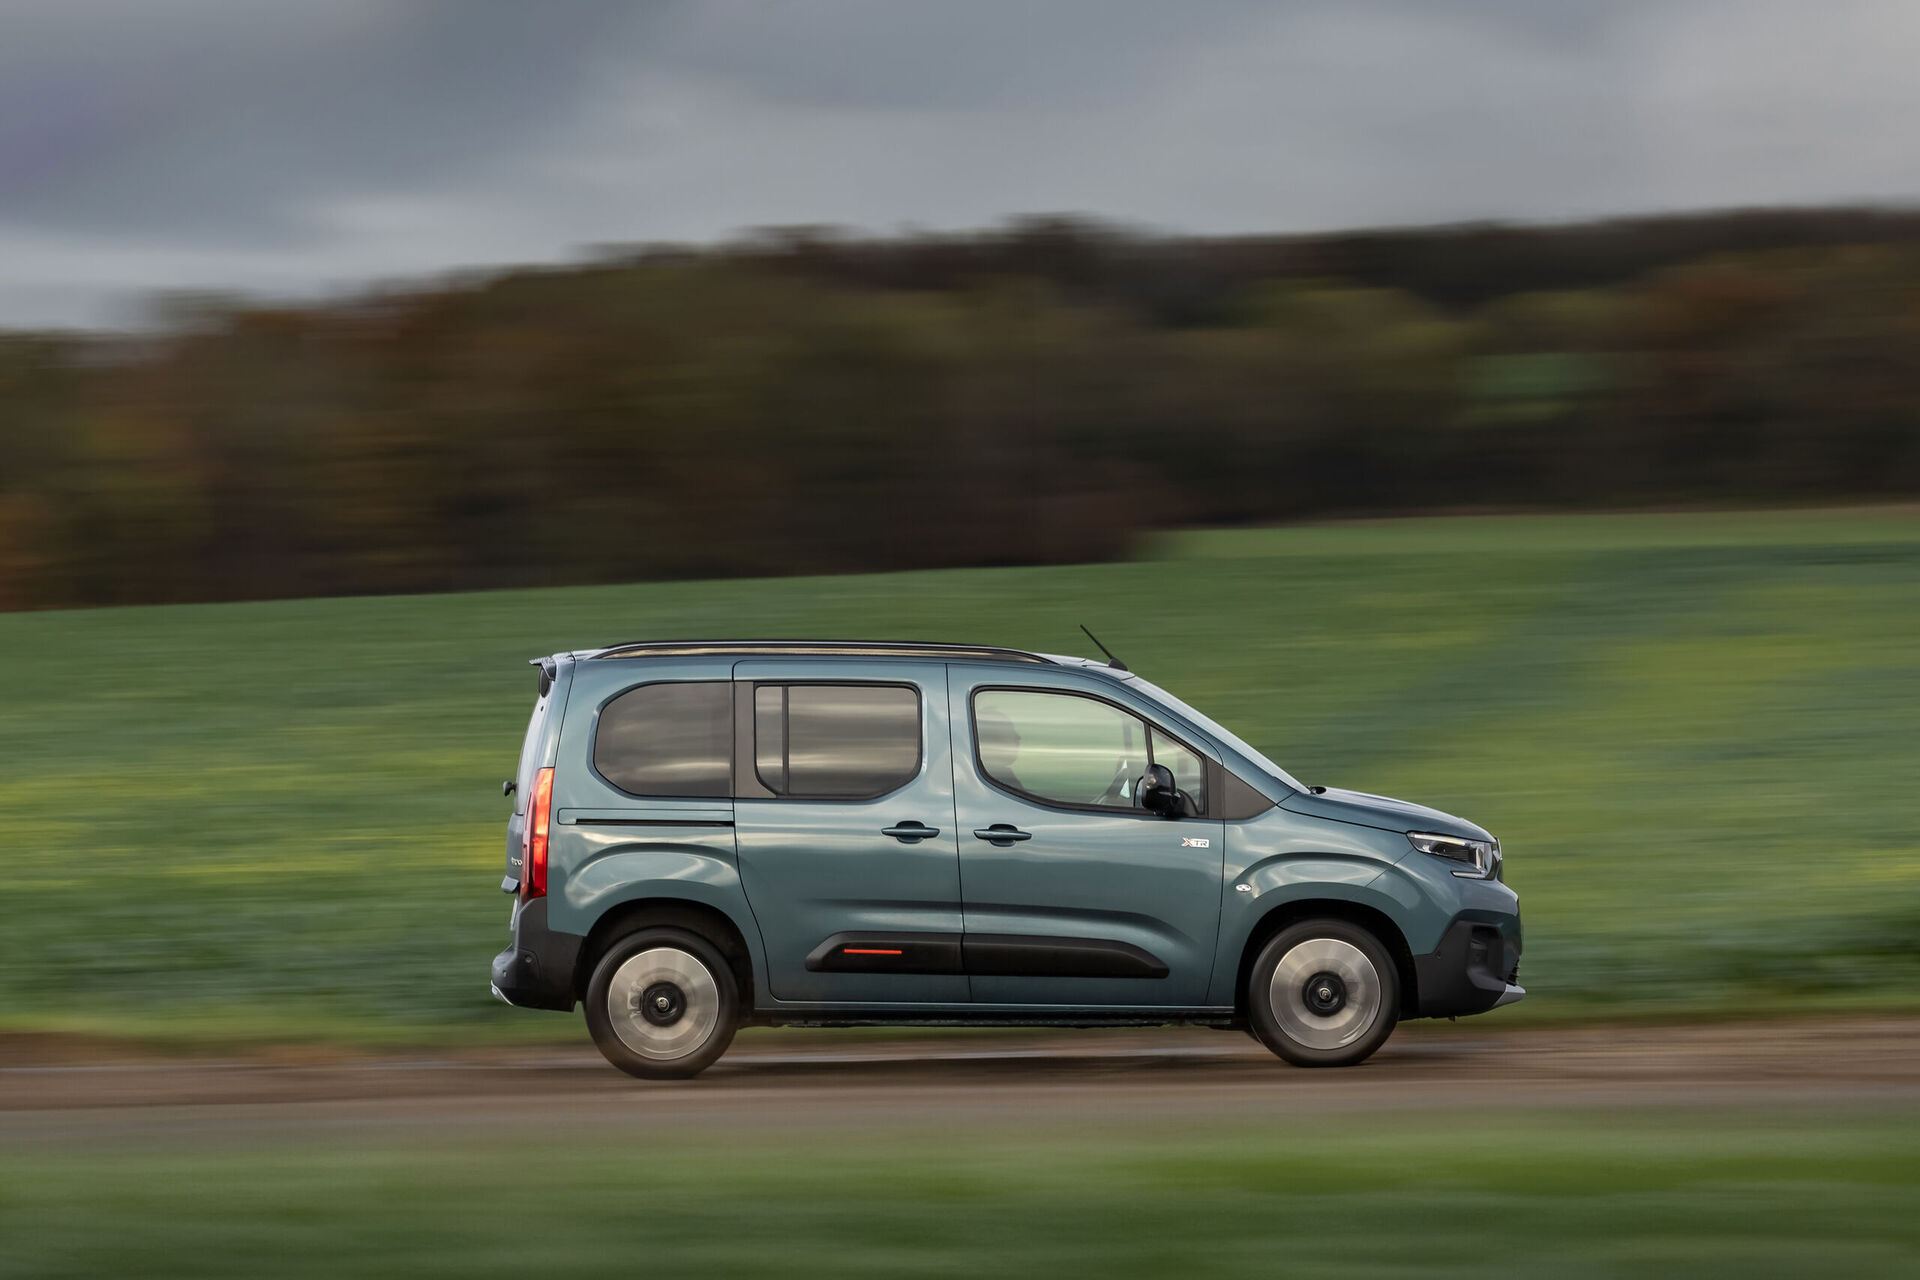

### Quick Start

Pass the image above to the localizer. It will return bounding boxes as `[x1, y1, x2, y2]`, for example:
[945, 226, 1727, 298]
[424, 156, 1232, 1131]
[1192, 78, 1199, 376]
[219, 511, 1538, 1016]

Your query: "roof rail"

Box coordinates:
[589, 639, 1052, 664]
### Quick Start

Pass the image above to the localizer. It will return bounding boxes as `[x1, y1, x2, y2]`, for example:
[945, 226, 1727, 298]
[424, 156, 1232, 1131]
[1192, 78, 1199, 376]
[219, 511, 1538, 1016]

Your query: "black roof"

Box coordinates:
[588, 639, 1053, 664]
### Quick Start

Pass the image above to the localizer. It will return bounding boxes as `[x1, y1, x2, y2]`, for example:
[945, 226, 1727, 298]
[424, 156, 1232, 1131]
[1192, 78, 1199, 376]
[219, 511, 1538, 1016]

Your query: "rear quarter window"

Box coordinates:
[594, 681, 733, 798]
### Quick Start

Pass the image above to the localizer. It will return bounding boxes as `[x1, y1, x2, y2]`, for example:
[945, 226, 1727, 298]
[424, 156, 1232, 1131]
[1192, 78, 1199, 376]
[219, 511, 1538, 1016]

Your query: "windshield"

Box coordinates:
[1123, 676, 1306, 794]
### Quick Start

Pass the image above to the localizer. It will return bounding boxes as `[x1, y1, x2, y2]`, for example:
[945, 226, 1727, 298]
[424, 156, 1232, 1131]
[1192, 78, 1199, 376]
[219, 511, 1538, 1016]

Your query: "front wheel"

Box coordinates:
[584, 927, 738, 1080]
[1247, 919, 1399, 1068]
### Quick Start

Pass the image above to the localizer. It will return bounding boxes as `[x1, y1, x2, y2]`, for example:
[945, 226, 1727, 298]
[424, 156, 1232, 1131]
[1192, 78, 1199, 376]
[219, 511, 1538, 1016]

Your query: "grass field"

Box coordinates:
[2, 506, 1917, 1044]
[4, 1106, 1916, 1277]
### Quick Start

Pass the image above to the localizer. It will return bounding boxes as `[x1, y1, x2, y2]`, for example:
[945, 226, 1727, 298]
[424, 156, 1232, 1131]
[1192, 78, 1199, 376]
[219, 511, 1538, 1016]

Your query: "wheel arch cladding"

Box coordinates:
[1236, 899, 1420, 1020]
[577, 898, 757, 1012]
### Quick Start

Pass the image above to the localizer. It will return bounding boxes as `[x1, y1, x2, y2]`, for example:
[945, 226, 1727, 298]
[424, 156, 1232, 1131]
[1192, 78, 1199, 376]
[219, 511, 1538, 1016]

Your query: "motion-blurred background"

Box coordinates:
[3, 2, 1918, 1276]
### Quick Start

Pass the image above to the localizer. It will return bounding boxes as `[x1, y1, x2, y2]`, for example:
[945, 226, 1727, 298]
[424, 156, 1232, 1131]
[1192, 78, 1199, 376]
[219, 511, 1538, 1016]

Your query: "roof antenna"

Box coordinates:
[1079, 624, 1129, 672]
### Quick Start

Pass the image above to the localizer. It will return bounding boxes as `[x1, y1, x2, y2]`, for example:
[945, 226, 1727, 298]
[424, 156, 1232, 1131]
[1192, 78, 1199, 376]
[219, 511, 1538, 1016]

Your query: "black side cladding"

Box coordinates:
[805, 932, 1171, 979]
[964, 934, 1169, 979]
[806, 932, 965, 974]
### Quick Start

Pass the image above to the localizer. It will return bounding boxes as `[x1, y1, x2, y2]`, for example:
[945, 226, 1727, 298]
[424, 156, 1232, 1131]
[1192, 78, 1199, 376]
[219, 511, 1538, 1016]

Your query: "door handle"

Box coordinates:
[881, 822, 941, 843]
[973, 824, 1031, 846]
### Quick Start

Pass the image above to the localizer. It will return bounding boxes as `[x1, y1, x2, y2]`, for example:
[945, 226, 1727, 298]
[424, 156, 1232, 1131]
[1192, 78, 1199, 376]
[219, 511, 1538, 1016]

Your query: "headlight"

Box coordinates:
[1407, 831, 1500, 879]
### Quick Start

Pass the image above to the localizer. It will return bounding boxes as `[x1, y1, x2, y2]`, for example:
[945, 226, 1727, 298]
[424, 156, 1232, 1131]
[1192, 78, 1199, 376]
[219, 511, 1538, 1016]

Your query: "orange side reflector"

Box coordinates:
[844, 948, 903, 956]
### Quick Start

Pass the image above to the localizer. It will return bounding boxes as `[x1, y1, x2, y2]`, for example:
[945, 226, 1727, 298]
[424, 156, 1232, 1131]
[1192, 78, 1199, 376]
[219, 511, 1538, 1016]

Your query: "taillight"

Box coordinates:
[522, 766, 554, 900]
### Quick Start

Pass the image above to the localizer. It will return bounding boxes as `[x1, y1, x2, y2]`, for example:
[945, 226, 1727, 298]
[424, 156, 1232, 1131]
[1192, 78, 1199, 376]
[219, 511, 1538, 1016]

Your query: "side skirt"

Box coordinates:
[749, 1009, 1241, 1029]
[806, 931, 1170, 980]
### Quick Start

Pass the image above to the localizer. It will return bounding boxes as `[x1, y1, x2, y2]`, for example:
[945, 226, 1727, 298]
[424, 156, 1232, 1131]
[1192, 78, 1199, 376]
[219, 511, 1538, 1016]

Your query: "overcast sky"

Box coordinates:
[3, 0, 1919, 327]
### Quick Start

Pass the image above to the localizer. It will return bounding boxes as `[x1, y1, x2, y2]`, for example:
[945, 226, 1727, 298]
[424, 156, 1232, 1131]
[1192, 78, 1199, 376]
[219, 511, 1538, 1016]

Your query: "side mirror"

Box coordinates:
[1138, 763, 1180, 817]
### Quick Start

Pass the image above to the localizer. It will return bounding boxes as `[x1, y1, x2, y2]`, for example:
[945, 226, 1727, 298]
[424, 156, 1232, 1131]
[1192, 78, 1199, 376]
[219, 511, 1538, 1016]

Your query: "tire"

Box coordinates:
[1246, 919, 1399, 1068]
[584, 927, 739, 1080]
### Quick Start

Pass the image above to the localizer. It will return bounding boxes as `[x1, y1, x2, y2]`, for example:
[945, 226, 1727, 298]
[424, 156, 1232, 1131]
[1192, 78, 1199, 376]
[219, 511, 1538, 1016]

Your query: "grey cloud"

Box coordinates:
[0, 0, 644, 243]
[637, 1, 1269, 112]
[636, 2, 1671, 113]
[0, 0, 1917, 327]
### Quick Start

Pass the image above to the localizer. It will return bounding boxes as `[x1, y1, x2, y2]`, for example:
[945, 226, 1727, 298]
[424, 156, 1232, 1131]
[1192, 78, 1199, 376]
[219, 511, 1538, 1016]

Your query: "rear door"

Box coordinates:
[731, 660, 968, 1004]
[949, 666, 1226, 1008]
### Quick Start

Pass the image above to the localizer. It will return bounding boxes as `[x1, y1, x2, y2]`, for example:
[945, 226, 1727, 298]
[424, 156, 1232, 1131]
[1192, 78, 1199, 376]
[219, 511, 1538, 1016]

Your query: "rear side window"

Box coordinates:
[754, 683, 920, 798]
[595, 681, 732, 798]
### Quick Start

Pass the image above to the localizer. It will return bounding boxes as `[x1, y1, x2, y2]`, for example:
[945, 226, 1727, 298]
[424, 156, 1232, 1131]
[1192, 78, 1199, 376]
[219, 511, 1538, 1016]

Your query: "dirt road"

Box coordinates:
[3, 1017, 1915, 1145]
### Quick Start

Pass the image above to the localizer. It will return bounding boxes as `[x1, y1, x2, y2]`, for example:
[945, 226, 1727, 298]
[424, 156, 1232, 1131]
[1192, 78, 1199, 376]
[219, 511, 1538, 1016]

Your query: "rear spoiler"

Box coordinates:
[529, 656, 557, 697]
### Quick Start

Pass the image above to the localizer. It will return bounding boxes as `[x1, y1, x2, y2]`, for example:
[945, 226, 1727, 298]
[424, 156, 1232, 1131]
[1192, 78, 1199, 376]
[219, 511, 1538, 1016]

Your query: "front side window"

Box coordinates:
[754, 683, 921, 798]
[594, 681, 732, 797]
[975, 689, 1148, 810]
[975, 688, 1208, 814]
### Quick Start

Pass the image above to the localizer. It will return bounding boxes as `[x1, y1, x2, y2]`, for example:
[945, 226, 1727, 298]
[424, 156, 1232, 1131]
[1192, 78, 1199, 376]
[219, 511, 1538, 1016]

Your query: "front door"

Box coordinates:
[731, 660, 968, 1004]
[948, 669, 1226, 1007]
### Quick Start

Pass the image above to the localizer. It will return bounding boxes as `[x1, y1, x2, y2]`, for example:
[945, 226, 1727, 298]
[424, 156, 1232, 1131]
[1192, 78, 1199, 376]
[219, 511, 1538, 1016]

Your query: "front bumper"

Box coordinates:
[1412, 914, 1524, 1018]
[489, 897, 583, 1012]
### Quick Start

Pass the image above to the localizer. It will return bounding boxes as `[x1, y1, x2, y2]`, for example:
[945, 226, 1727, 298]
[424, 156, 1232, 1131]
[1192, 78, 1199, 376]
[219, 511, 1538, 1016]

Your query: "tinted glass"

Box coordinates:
[1152, 727, 1207, 814]
[513, 687, 551, 817]
[755, 684, 920, 798]
[594, 681, 732, 797]
[753, 685, 786, 793]
[975, 689, 1147, 809]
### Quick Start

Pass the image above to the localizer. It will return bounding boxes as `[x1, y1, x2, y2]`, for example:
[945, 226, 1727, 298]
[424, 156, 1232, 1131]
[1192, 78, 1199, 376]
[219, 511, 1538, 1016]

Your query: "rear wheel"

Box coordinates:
[584, 927, 738, 1080]
[1247, 919, 1399, 1068]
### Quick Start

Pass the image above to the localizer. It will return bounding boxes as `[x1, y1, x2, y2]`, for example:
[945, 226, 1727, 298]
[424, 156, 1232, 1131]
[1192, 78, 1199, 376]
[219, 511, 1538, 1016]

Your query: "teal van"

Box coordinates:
[491, 640, 1523, 1079]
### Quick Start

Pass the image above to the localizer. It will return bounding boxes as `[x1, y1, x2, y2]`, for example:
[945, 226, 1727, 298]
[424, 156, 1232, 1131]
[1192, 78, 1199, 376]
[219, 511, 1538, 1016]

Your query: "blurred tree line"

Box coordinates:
[4, 207, 1920, 609]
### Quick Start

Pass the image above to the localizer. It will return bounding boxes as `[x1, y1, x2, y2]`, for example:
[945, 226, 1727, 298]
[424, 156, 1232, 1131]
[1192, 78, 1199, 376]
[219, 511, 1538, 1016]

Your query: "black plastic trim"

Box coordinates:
[765, 1011, 1236, 1028]
[489, 897, 584, 1012]
[806, 932, 964, 974]
[964, 934, 1170, 979]
[801, 931, 1171, 979]
[595, 639, 1050, 663]
[1412, 916, 1521, 1018]
[1220, 770, 1277, 821]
